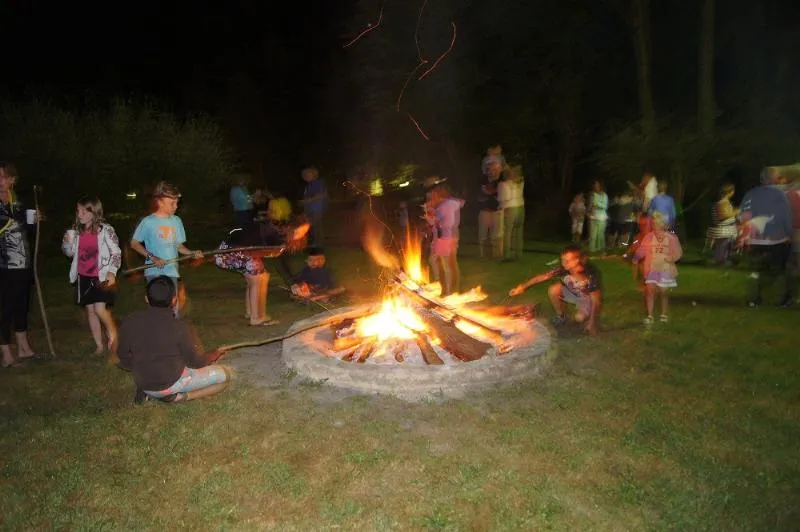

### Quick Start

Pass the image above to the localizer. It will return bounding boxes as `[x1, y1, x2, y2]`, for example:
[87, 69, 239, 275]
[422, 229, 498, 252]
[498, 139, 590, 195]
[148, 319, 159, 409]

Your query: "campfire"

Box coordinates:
[322, 229, 537, 366]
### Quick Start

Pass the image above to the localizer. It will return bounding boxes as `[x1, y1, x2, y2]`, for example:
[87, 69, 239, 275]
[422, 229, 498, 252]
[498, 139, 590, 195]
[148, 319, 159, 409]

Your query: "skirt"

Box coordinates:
[644, 271, 677, 289]
[214, 241, 265, 276]
[77, 275, 116, 306]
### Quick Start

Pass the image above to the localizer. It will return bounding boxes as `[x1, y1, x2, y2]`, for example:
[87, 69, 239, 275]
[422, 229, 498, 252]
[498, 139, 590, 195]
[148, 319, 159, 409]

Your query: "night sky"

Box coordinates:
[3, 0, 800, 190]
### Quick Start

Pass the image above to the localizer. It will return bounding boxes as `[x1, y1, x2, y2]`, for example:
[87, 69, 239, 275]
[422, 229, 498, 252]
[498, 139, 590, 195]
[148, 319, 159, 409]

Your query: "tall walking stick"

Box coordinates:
[32, 186, 56, 358]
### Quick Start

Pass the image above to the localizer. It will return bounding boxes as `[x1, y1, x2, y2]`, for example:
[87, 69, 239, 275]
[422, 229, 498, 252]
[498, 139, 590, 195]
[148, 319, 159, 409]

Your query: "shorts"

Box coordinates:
[645, 271, 677, 288]
[145, 366, 228, 398]
[215, 241, 265, 276]
[571, 218, 584, 235]
[561, 288, 593, 318]
[77, 275, 116, 306]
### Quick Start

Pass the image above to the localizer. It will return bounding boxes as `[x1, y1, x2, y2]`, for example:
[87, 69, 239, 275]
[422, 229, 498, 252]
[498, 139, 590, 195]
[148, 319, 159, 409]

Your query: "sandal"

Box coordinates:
[249, 318, 280, 327]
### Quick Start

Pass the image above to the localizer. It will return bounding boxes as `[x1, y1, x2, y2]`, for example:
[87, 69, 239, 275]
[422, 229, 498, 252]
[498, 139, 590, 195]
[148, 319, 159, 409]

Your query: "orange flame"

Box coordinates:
[401, 228, 428, 283]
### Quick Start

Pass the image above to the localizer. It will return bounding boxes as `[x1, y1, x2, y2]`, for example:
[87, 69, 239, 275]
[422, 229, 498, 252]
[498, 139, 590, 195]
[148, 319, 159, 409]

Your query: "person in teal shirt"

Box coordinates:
[130, 182, 202, 315]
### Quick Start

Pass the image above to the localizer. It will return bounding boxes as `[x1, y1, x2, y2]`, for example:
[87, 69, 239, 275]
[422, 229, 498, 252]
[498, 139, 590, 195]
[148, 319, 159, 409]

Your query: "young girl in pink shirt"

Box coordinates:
[634, 212, 683, 325]
[62, 198, 122, 354]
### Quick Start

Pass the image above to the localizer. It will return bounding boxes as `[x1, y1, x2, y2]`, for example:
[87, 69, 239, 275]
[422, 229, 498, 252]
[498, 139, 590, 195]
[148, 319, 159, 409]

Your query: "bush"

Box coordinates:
[0, 99, 236, 239]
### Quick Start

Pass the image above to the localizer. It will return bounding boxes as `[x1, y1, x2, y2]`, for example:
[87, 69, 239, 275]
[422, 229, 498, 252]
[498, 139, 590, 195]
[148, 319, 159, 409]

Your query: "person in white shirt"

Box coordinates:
[498, 165, 525, 260]
[588, 180, 609, 253]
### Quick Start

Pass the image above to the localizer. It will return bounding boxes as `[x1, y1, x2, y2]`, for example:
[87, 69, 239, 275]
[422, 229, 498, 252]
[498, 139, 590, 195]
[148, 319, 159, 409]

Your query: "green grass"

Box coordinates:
[1, 242, 798, 530]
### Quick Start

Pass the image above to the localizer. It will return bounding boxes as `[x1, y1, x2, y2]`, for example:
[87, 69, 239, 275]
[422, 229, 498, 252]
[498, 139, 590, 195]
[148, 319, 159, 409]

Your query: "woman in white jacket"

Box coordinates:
[62, 198, 122, 354]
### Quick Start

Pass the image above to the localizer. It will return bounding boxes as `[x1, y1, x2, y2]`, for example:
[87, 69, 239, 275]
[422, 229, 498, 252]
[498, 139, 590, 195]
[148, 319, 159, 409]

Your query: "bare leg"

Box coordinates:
[660, 287, 669, 317]
[86, 304, 104, 353]
[645, 284, 656, 317]
[244, 275, 254, 320]
[183, 382, 229, 401]
[93, 303, 117, 351]
[245, 275, 260, 325]
[1, 344, 14, 366]
[547, 284, 565, 317]
[244, 281, 251, 319]
[258, 272, 269, 321]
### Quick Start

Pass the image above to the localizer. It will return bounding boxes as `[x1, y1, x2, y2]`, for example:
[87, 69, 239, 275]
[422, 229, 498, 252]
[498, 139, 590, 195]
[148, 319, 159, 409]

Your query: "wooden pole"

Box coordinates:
[32, 186, 56, 358]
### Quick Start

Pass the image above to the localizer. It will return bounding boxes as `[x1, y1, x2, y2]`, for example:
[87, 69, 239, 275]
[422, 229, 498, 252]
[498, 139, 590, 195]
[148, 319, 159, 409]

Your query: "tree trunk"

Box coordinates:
[631, 0, 655, 136]
[698, 0, 716, 135]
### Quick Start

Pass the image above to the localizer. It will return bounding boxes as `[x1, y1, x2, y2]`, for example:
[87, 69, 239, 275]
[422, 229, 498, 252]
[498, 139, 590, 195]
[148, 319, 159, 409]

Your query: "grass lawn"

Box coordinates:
[1, 241, 798, 530]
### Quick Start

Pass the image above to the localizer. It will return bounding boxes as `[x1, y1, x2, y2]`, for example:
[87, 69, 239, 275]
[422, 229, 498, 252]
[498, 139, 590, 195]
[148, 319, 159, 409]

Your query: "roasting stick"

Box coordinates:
[122, 245, 286, 275]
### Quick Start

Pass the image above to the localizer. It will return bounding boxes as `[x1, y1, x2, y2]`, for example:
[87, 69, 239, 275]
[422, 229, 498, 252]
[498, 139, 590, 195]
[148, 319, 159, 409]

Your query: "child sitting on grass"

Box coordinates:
[509, 244, 602, 336]
[291, 247, 345, 302]
[633, 212, 683, 325]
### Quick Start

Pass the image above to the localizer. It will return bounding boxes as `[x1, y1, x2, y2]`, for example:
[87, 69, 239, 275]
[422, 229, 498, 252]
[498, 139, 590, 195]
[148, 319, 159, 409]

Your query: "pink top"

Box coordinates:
[634, 231, 683, 278]
[77, 230, 99, 277]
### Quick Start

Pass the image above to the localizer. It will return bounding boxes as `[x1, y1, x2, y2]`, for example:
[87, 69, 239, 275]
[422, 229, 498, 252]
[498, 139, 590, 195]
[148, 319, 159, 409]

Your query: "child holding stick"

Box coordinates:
[130, 182, 202, 316]
[509, 244, 602, 336]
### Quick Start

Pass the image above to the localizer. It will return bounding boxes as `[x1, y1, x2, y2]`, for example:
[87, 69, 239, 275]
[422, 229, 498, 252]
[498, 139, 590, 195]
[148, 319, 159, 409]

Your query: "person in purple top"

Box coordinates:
[647, 181, 677, 230]
[426, 183, 464, 296]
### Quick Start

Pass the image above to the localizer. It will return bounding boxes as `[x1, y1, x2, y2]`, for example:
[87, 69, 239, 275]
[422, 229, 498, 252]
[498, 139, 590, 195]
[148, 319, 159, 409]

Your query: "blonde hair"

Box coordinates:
[651, 211, 668, 229]
[74, 197, 105, 233]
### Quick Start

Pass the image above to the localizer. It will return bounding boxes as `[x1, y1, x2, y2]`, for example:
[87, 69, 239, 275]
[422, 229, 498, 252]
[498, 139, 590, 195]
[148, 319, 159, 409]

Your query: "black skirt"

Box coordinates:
[77, 275, 116, 307]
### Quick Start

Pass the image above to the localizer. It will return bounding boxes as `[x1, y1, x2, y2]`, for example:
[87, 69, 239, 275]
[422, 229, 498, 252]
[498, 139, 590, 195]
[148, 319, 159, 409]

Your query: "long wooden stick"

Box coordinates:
[122, 245, 286, 275]
[32, 186, 56, 358]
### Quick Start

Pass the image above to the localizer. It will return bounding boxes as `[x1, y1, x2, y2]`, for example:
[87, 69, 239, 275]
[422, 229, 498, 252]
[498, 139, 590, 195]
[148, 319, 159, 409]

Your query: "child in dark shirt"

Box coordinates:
[291, 247, 345, 301]
[509, 244, 602, 335]
[117, 276, 232, 404]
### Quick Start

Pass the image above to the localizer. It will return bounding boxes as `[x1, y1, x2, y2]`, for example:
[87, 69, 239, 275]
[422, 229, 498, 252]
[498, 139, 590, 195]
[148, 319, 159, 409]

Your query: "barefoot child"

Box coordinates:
[509, 244, 602, 335]
[633, 212, 683, 324]
[62, 197, 122, 353]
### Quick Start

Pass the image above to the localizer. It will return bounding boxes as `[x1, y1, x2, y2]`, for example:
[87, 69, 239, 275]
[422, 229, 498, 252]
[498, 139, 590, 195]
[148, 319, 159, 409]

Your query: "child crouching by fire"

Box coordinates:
[291, 247, 345, 302]
[509, 244, 602, 335]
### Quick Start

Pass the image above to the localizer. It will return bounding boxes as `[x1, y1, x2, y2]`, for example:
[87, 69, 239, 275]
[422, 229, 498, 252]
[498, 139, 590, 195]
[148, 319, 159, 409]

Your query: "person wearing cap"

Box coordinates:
[130, 182, 202, 315]
[117, 276, 232, 404]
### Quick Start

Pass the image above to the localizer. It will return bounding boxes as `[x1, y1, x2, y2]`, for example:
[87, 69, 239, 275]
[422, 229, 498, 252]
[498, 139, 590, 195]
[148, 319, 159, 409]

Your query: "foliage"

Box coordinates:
[0, 244, 798, 529]
[0, 99, 235, 229]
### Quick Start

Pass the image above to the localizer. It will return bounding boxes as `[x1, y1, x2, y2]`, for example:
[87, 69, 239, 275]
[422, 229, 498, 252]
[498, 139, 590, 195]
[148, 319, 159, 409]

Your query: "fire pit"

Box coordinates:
[280, 233, 555, 400]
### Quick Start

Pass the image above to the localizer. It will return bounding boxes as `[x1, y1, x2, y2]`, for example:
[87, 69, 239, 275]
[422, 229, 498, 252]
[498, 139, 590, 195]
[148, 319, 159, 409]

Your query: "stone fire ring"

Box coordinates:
[281, 304, 557, 401]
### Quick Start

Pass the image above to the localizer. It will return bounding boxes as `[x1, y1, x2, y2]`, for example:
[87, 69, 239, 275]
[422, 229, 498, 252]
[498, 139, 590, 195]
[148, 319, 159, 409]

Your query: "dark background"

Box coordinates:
[2, 0, 800, 237]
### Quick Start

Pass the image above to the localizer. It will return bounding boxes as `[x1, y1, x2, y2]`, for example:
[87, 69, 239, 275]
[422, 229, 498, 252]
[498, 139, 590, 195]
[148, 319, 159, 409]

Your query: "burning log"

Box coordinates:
[355, 338, 378, 363]
[415, 336, 444, 365]
[392, 273, 505, 345]
[416, 308, 492, 362]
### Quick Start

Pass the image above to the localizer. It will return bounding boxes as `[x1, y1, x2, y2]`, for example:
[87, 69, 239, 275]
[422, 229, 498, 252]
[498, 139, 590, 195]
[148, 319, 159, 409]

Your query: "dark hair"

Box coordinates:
[152, 181, 181, 199]
[146, 276, 176, 308]
[561, 244, 584, 258]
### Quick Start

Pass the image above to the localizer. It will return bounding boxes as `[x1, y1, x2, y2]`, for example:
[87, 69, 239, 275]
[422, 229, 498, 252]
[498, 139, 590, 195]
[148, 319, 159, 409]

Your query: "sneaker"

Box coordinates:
[551, 314, 568, 326]
[659, 314, 669, 323]
[747, 300, 760, 308]
[133, 388, 150, 405]
[643, 316, 654, 326]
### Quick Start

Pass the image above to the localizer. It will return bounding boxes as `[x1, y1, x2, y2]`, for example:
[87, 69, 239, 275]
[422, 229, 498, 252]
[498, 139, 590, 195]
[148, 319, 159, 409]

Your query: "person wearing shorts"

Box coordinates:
[509, 244, 602, 336]
[117, 276, 232, 404]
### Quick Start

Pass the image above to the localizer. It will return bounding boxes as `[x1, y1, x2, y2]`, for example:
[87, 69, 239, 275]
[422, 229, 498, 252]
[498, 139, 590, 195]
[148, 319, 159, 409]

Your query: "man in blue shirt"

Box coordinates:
[130, 182, 202, 315]
[648, 181, 677, 230]
[230, 174, 254, 226]
[299, 167, 328, 247]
